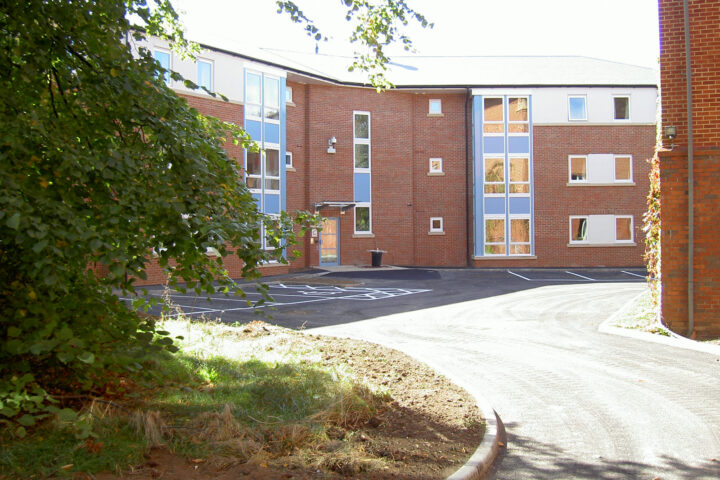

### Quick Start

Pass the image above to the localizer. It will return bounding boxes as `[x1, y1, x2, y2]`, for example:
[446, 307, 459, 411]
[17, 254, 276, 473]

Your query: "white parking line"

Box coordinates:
[621, 270, 646, 279]
[507, 270, 532, 281]
[565, 270, 596, 281]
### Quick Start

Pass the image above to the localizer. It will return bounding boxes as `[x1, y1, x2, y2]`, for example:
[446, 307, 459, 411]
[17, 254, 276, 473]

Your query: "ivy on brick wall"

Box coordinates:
[643, 151, 661, 308]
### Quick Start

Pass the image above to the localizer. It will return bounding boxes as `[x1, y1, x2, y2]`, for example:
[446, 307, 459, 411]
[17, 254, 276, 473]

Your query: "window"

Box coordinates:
[510, 218, 531, 254]
[614, 96, 630, 120]
[245, 150, 261, 190]
[285, 86, 293, 103]
[354, 112, 370, 170]
[568, 95, 587, 121]
[245, 148, 280, 192]
[197, 59, 213, 92]
[430, 217, 444, 233]
[264, 76, 280, 121]
[484, 157, 505, 194]
[245, 72, 262, 119]
[264, 148, 280, 191]
[355, 205, 371, 233]
[285, 152, 293, 168]
[483, 97, 504, 133]
[569, 156, 587, 182]
[614, 155, 632, 182]
[153, 49, 171, 85]
[429, 157, 443, 173]
[509, 157, 530, 193]
[508, 97, 529, 133]
[429, 99, 442, 115]
[485, 218, 506, 255]
[615, 216, 633, 241]
[570, 217, 588, 243]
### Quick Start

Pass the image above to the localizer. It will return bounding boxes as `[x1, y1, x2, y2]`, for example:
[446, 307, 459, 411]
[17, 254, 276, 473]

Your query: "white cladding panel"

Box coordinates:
[531, 87, 657, 124]
[587, 215, 616, 244]
[587, 154, 615, 183]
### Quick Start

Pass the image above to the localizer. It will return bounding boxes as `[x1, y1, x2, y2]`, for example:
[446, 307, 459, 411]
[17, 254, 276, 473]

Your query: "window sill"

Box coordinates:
[566, 182, 635, 187]
[567, 242, 637, 248]
[473, 255, 537, 260]
[352, 233, 375, 238]
[428, 231, 445, 236]
[427, 172, 445, 176]
[286, 166, 296, 172]
[286, 101, 296, 107]
[259, 261, 283, 268]
[427, 113, 444, 118]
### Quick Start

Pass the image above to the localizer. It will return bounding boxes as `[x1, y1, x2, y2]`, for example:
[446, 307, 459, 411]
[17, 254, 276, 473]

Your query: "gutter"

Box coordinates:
[465, 89, 472, 267]
[683, 0, 695, 337]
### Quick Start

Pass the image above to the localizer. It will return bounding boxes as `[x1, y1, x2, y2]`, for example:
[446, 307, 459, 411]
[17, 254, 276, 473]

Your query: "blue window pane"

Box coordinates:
[246, 73, 261, 105]
[153, 50, 170, 84]
[198, 60, 212, 91]
[569, 97, 587, 120]
[264, 77, 279, 109]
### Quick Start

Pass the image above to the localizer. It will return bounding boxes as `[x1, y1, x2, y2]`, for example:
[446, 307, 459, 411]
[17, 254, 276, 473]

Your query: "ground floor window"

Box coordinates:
[355, 204, 371, 233]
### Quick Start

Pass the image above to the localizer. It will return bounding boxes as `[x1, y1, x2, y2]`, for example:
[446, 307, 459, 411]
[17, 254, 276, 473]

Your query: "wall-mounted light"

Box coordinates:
[327, 136, 337, 154]
[664, 125, 677, 140]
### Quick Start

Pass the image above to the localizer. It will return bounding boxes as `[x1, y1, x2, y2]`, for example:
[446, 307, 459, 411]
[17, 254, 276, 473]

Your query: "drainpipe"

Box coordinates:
[465, 89, 472, 266]
[683, 0, 694, 337]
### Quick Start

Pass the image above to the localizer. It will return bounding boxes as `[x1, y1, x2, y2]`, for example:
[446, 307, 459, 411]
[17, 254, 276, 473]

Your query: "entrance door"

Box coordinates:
[319, 217, 339, 266]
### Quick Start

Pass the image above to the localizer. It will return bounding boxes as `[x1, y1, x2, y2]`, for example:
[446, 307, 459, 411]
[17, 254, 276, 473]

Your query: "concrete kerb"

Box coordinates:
[598, 289, 720, 356]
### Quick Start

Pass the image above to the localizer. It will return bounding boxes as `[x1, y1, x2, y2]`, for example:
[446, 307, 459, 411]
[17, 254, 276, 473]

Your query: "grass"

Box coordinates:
[0, 318, 390, 479]
[611, 288, 670, 335]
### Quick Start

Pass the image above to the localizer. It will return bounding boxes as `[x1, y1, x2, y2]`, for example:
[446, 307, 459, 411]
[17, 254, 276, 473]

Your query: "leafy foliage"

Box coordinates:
[0, 0, 316, 431]
[643, 151, 661, 308]
[276, 0, 432, 89]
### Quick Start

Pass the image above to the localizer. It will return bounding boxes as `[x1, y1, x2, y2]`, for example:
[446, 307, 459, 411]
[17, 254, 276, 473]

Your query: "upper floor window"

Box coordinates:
[285, 86, 293, 103]
[429, 217, 444, 233]
[153, 49, 171, 85]
[483, 97, 504, 133]
[508, 97, 529, 133]
[429, 157, 443, 173]
[264, 76, 280, 121]
[285, 151, 293, 168]
[614, 96, 630, 120]
[568, 95, 587, 121]
[197, 59, 213, 92]
[429, 99, 442, 115]
[614, 155, 633, 182]
[568, 154, 633, 184]
[246, 73, 262, 119]
[354, 112, 370, 171]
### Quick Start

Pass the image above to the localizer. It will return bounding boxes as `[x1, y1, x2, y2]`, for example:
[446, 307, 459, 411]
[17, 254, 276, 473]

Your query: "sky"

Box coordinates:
[171, 0, 660, 69]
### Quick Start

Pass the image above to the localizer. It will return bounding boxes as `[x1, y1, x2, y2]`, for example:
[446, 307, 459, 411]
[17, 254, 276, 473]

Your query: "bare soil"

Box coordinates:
[94, 330, 484, 480]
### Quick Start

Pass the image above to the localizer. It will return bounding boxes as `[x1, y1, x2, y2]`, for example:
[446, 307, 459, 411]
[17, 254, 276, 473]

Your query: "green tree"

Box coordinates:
[0, 0, 428, 430]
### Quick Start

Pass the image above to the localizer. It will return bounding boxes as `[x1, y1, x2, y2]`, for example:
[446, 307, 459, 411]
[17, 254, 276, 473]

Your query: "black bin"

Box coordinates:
[370, 250, 384, 267]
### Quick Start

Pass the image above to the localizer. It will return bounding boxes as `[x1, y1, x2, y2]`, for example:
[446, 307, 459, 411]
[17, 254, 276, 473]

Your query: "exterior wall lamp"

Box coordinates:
[664, 125, 677, 149]
[327, 136, 337, 154]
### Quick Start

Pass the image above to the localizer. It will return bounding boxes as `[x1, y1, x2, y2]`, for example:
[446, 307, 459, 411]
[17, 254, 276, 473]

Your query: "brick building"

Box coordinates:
[658, 0, 720, 338]
[134, 37, 657, 284]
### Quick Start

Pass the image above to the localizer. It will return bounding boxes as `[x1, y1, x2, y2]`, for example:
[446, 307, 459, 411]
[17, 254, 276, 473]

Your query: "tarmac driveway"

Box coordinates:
[305, 271, 720, 480]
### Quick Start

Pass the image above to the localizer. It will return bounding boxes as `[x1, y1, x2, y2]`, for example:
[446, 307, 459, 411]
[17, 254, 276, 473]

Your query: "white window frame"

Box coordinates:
[263, 144, 281, 194]
[353, 111, 371, 172]
[569, 216, 589, 244]
[153, 48, 171, 85]
[245, 70, 263, 121]
[615, 215, 634, 242]
[428, 99, 442, 115]
[354, 203, 372, 234]
[285, 85, 293, 103]
[285, 151, 293, 168]
[613, 155, 633, 182]
[509, 215, 532, 255]
[429, 157, 443, 173]
[483, 156, 505, 196]
[429, 217, 444, 233]
[484, 215, 506, 256]
[613, 95, 630, 121]
[197, 58, 213, 92]
[568, 155, 588, 183]
[245, 149, 262, 193]
[507, 96, 529, 135]
[568, 95, 587, 121]
[508, 156, 530, 196]
[482, 96, 505, 135]
[263, 75, 281, 125]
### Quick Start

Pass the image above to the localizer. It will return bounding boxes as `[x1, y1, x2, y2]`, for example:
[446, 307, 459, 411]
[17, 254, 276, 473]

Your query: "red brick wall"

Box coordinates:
[473, 125, 655, 268]
[659, 0, 720, 338]
[287, 84, 469, 268]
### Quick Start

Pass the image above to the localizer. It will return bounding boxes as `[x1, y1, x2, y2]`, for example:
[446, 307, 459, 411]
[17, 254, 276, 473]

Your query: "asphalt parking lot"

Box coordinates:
[126, 268, 647, 329]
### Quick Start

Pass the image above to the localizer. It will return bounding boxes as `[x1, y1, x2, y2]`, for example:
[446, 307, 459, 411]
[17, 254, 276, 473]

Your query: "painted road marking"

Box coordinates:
[621, 270, 646, 279]
[507, 270, 532, 281]
[565, 270, 596, 281]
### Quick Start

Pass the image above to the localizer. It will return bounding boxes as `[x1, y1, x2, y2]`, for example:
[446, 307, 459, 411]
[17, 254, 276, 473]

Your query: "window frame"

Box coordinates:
[285, 151, 293, 168]
[613, 155, 633, 183]
[568, 155, 588, 183]
[429, 217, 444, 233]
[507, 96, 529, 135]
[509, 216, 532, 255]
[613, 95, 630, 121]
[197, 58, 213, 92]
[353, 111, 371, 172]
[153, 48, 171, 85]
[429, 157, 443, 173]
[569, 216, 589, 244]
[263, 75, 281, 125]
[484, 216, 507, 256]
[482, 96, 505, 135]
[568, 95, 588, 121]
[483, 156, 506, 195]
[245, 71, 263, 121]
[508, 156, 530, 195]
[285, 85, 293, 103]
[615, 215, 634, 242]
[428, 99, 442, 115]
[263, 144, 281, 193]
[354, 204, 372, 234]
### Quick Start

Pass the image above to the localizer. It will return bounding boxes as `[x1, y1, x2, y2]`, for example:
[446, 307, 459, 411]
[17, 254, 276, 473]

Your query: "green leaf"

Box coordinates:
[15, 426, 27, 438]
[6, 213, 20, 230]
[7, 326, 21, 337]
[77, 351, 95, 364]
[17, 414, 36, 427]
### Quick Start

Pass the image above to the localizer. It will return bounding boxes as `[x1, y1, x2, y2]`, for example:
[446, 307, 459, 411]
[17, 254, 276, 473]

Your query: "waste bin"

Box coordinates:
[369, 249, 386, 267]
